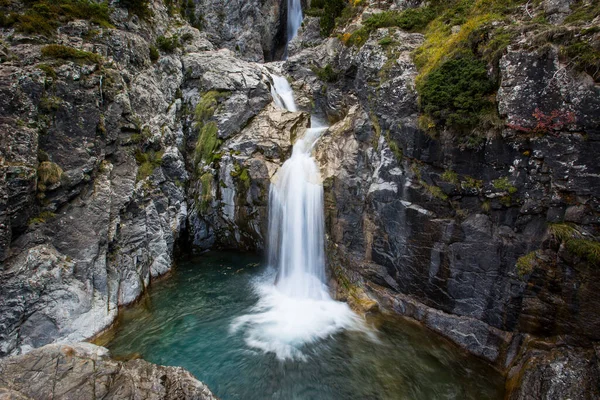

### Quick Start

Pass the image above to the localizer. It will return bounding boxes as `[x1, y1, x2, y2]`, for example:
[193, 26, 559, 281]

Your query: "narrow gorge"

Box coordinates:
[0, 0, 599, 399]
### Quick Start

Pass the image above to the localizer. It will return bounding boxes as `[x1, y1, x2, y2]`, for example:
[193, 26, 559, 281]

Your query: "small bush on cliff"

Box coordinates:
[193, 91, 228, 168]
[548, 223, 600, 267]
[37, 161, 63, 191]
[118, 0, 151, 19]
[560, 41, 600, 82]
[516, 251, 537, 276]
[199, 172, 213, 212]
[135, 149, 163, 181]
[28, 211, 56, 225]
[417, 54, 495, 133]
[309, 0, 346, 37]
[311, 64, 339, 82]
[1, 0, 112, 35]
[156, 35, 180, 53]
[149, 45, 159, 62]
[41, 44, 102, 64]
[230, 163, 250, 190]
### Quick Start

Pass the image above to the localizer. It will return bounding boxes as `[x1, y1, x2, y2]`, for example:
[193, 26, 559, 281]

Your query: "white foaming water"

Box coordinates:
[232, 80, 369, 360]
[284, 0, 303, 58]
[270, 75, 297, 112]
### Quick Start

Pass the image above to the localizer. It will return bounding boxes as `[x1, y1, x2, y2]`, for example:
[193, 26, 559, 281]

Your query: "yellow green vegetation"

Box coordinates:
[230, 163, 250, 190]
[311, 64, 339, 82]
[307, 0, 348, 37]
[199, 172, 213, 212]
[39, 95, 62, 113]
[441, 169, 459, 185]
[134, 149, 164, 181]
[492, 176, 517, 194]
[516, 251, 537, 276]
[119, 0, 151, 19]
[149, 46, 159, 62]
[37, 64, 57, 79]
[0, 0, 112, 36]
[461, 175, 483, 190]
[156, 35, 180, 53]
[37, 161, 63, 191]
[565, 239, 600, 266]
[422, 182, 448, 201]
[564, 0, 600, 24]
[41, 44, 102, 64]
[549, 223, 600, 267]
[28, 211, 56, 225]
[385, 133, 402, 161]
[193, 91, 228, 169]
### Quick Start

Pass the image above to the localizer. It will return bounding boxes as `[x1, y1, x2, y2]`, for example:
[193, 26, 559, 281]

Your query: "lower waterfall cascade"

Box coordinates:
[230, 76, 368, 360]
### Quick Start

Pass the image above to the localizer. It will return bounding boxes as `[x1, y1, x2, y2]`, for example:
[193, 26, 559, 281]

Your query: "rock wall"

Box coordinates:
[0, 0, 287, 356]
[283, 0, 600, 394]
[0, 343, 216, 399]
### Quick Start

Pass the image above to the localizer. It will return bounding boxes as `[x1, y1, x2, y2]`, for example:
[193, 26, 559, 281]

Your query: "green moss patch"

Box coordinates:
[311, 64, 339, 82]
[135, 149, 163, 181]
[193, 91, 228, 169]
[230, 163, 250, 190]
[0, 0, 112, 36]
[37, 161, 63, 191]
[41, 44, 102, 64]
[516, 251, 537, 276]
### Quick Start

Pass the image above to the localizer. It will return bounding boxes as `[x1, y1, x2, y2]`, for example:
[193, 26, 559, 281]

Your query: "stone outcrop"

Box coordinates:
[0, 343, 216, 399]
[283, 0, 600, 396]
[0, 0, 285, 357]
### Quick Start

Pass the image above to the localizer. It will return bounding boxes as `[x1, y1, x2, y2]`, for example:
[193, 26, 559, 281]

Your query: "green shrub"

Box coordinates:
[230, 163, 250, 190]
[441, 169, 458, 185]
[156, 35, 179, 53]
[37, 161, 63, 191]
[364, 8, 435, 32]
[378, 36, 393, 46]
[565, 239, 600, 266]
[194, 122, 219, 166]
[118, 0, 151, 19]
[199, 172, 213, 212]
[134, 149, 163, 181]
[311, 64, 339, 82]
[548, 223, 578, 242]
[37, 63, 57, 79]
[29, 211, 56, 225]
[149, 45, 159, 62]
[319, 0, 346, 37]
[6, 0, 111, 36]
[417, 54, 495, 133]
[422, 182, 448, 200]
[385, 134, 403, 161]
[516, 251, 537, 276]
[41, 44, 102, 64]
[560, 41, 600, 81]
[492, 177, 517, 194]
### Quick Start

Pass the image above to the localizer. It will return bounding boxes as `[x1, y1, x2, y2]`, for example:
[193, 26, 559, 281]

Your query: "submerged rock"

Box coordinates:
[0, 343, 216, 399]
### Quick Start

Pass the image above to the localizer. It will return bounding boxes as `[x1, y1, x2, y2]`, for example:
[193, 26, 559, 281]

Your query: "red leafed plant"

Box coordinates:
[506, 108, 576, 135]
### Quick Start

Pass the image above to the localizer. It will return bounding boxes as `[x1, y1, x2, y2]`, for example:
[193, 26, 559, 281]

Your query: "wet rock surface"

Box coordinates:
[0, 343, 217, 399]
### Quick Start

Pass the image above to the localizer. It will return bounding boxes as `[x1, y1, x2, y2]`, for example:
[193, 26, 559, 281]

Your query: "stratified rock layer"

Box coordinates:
[0, 343, 217, 400]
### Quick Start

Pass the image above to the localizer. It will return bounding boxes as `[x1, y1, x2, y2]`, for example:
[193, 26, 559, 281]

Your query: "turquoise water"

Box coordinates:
[102, 252, 505, 399]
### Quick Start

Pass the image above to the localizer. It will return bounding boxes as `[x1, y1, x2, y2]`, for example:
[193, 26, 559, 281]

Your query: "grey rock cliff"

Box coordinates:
[0, 343, 217, 399]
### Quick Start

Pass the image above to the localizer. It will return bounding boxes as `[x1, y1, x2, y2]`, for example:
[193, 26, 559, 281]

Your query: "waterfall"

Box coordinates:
[231, 77, 368, 360]
[284, 0, 303, 58]
[268, 122, 327, 299]
[270, 75, 297, 112]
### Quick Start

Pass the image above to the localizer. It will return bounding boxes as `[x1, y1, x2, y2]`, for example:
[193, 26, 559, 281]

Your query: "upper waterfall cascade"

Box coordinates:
[284, 0, 303, 58]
